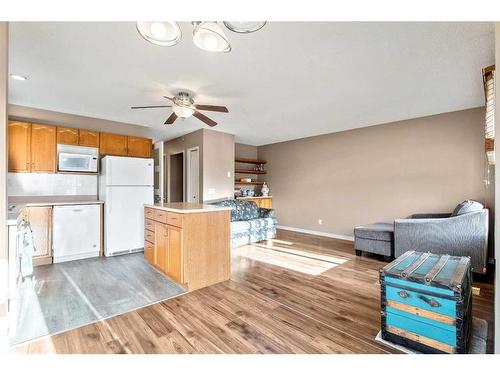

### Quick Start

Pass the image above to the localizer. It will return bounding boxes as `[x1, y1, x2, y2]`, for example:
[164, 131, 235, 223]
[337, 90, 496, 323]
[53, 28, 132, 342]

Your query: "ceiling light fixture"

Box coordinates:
[136, 21, 181, 46]
[10, 74, 28, 81]
[192, 21, 231, 53]
[172, 105, 195, 119]
[223, 21, 267, 34]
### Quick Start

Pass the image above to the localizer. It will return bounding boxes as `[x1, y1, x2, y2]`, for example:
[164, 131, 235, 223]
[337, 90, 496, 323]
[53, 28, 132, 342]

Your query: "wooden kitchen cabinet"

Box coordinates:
[56, 127, 79, 145]
[30, 123, 57, 173]
[144, 205, 230, 291]
[167, 226, 183, 283]
[127, 136, 152, 158]
[22, 206, 53, 266]
[100, 132, 128, 156]
[79, 130, 100, 148]
[8, 121, 31, 172]
[154, 222, 168, 273]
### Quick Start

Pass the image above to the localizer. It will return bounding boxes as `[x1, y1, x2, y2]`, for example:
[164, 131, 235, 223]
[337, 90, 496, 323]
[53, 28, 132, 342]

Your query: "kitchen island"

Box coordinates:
[144, 203, 232, 291]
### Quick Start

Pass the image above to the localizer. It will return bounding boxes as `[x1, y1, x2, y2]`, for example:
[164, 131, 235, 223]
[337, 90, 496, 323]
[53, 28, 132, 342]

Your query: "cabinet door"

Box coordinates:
[100, 132, 128, 156]
[154, 223, 168, 273]
[79, 130, 100, 148]
[31, 124, 57, 173]
[56, 127, 79, 145]
[8, 121, 31, 172]
[127, 136, 152, 158]
[144, 240, 155, 264]
[167, 226, 183, 283]
[26, 207, 52, 258]
[261, 198, 272, 209]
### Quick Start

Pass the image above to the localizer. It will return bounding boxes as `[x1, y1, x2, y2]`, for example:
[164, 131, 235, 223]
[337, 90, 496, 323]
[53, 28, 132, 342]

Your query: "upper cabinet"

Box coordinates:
[100, 132, 128, 156]
[127, 136, 152, 158]
[79, 130, 100, 148]
[8, 119, 152, 174]
[56, 127, 79, 145]
[31, 124, 57, 173]
[8, 121, 56, 173]
[8, 121, 31, 173]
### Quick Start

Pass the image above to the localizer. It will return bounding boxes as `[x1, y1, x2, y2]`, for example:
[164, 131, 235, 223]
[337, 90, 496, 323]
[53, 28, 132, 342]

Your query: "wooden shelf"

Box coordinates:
[235, 157, 267, 165]
[235, 181, 264, 185]
[235, 169, 267, 175]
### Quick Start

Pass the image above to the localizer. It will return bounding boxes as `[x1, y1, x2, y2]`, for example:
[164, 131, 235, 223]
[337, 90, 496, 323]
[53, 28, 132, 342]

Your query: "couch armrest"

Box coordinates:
[409, 213, 451, 219]
[394, 209, 488, 273]
[259, 208, 276, 219]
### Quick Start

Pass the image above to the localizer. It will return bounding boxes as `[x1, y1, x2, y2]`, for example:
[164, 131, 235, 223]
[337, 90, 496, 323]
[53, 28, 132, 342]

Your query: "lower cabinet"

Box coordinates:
[145, 215, 183, 284]
[144, 206, 230, 291]
[21, 206, 53, 266]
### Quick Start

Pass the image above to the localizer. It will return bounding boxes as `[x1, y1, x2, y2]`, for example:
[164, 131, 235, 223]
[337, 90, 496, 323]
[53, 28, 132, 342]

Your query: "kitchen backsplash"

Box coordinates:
[7, 173, 98, 196]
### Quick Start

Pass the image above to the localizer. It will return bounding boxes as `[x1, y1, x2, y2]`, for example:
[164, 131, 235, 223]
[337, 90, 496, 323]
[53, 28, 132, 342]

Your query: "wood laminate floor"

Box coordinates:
[11, 230, 495, 354]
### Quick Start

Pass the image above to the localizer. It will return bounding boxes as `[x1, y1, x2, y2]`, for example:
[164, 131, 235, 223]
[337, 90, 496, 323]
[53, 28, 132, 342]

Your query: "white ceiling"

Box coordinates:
[8, 22, 495, 145]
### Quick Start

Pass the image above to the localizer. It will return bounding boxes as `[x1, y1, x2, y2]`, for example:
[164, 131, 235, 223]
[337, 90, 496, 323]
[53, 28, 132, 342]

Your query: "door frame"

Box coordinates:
[186, 146, 200, 203]
[167, 150, 185, 203]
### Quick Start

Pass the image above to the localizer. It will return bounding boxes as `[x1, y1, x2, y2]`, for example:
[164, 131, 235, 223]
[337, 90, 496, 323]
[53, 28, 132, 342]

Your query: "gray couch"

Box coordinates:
[394, 200, 489, 274]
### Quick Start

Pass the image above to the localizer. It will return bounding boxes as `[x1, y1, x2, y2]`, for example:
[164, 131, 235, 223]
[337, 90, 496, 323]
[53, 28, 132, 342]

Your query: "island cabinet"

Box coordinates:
[144, 204, 231, 291]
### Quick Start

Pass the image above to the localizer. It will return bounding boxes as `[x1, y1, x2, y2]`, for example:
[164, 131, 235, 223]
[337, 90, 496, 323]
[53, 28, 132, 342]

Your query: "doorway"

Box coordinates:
[187, 147, 200, 203]
[169, 152, 184, 203]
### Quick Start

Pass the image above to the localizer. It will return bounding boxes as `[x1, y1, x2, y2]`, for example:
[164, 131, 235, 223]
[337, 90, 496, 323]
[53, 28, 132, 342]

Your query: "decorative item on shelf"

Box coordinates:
[247, 190, 255, 197]
[261, 182, 270, 196]
[240, 178, 252, 183]
[234, 188, 242, 198]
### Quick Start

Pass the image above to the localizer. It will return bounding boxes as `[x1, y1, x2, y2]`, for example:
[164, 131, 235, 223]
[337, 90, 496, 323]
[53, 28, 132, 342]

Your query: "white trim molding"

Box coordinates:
[276, 225, 354, 242]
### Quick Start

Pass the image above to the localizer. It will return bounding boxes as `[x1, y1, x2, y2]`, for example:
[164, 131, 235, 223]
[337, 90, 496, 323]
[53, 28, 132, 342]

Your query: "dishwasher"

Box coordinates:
[52, 204, 101, 263]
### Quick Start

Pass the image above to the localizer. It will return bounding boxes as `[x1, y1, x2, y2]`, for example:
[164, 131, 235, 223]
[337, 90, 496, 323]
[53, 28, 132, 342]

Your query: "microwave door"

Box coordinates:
[59, 153, 96, 172]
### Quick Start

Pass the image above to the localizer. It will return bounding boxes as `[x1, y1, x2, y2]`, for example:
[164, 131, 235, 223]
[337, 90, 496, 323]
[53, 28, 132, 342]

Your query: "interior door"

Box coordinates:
[187, 147, 199, 203]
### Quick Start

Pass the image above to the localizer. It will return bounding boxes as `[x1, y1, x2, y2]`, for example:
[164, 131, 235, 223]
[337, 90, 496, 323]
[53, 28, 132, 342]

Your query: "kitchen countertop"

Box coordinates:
[7, 195, 104, 225]
[144, 202, 232, 214]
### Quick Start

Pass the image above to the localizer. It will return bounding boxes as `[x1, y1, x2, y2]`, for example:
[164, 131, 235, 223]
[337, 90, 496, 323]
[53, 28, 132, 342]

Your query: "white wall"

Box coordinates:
[7, 173, 97, 197]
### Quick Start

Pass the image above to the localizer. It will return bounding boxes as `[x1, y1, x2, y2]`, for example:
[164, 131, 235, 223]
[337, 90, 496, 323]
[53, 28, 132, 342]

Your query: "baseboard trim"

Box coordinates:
[276, 225, 354, 242]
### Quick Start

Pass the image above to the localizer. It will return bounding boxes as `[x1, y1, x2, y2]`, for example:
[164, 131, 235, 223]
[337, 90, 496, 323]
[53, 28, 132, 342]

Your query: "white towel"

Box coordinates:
[18, 220, 34, 279]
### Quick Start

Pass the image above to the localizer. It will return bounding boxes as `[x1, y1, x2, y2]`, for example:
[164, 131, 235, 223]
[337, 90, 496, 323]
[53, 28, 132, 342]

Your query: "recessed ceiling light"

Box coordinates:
[10, 74, 28, 81]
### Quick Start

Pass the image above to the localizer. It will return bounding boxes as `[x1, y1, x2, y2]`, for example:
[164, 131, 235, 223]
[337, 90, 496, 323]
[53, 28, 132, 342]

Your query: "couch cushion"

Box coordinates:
[231, 220, 251, 233]
[214, 199, 260, 221]
[354, 222, 394, 242]
[247, 217, 276, 231]
[452, 200, 484, 216]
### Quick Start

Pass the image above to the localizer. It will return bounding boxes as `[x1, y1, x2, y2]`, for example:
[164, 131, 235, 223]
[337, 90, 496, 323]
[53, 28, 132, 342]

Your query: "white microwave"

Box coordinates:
[57, 144, 99, 173]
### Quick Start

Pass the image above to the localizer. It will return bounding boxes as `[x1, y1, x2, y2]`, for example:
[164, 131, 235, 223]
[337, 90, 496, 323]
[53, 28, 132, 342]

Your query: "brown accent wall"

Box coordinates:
[8, 104, 152, 138]
[258, 108, 487, 237]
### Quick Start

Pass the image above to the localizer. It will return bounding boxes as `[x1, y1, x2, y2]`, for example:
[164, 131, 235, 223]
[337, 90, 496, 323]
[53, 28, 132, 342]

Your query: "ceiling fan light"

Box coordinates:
[223, 21, 267, 34]
[193, 22, 231, 53]
[173, 105, 195, 118]
[136, 21, 181, 46]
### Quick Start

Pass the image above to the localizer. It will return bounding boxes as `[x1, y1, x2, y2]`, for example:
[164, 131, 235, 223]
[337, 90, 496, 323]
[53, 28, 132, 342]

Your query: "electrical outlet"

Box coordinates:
[318, 219, 323, 225]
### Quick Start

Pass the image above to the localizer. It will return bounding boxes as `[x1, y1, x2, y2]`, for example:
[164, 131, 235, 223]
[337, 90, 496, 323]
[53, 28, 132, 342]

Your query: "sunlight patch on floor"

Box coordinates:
[254, 242, 349, 265]
[232, 244, 344, 275]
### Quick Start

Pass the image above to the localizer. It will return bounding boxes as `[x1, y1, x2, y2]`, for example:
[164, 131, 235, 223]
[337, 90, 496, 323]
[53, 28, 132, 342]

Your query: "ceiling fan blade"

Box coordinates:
[163, 96, 175, 102]
[131, 105, 172, 109]
[193, 110, 217, 127]
[164, 112, 178, 125]
[193, 104, 229, 113]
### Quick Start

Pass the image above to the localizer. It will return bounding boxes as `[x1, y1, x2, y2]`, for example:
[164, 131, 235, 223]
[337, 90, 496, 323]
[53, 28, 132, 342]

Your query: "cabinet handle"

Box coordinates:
[418, 295, 441, 308]
[397, 291, 410, 299]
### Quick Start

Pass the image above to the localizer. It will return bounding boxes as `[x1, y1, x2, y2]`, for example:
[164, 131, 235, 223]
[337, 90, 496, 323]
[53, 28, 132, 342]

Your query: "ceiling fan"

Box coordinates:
[131, 92, 228, 127]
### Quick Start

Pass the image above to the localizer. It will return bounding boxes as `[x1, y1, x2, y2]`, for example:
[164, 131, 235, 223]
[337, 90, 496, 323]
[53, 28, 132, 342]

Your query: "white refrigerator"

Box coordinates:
[99, 156, 154, 256]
